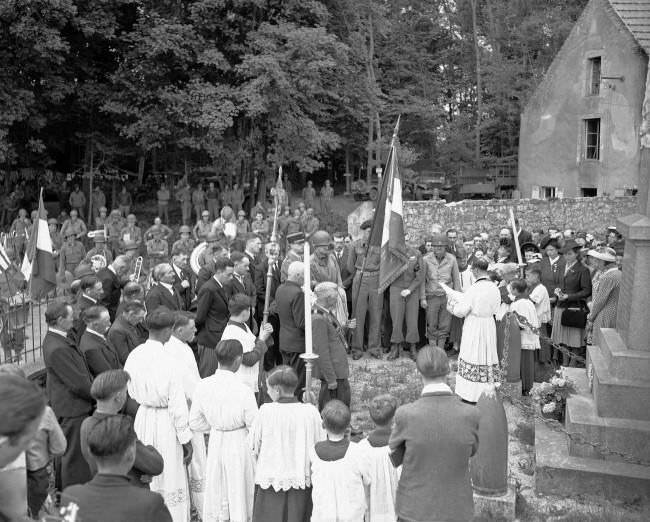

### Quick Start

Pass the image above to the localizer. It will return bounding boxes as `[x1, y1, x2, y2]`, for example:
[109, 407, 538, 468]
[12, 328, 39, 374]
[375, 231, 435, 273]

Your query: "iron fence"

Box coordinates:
[0, 293, 52, 366]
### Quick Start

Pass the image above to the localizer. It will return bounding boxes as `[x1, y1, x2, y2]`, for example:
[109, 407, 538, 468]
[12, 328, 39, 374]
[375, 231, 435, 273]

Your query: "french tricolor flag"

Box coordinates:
[21, 190, 57, 299]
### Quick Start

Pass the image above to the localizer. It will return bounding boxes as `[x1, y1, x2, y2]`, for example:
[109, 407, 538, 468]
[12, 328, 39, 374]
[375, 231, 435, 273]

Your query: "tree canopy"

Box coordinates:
[0, 0, 588, 184]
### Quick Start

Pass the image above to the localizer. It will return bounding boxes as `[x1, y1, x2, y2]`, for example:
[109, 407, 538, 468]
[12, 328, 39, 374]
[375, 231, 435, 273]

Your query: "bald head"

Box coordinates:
[287, 261, 304, 285]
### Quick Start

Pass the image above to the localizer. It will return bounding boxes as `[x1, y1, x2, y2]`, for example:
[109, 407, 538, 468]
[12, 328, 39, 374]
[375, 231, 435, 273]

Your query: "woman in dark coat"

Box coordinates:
[550, 240, 592, 367]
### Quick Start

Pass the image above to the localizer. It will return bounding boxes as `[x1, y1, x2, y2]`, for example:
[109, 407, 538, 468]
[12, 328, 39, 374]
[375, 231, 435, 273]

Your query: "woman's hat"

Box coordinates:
[559, 239, 581, 254]
[587, 246, 617, 263]
[520, 242, 540, 253]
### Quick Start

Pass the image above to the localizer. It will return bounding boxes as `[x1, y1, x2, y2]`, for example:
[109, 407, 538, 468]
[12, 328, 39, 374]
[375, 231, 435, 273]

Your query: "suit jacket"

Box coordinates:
[254, 257, 282, 316]
[62, 474, 172, 522]
[275, 280, 305, 353]
[80, 412, 164, 488]
[145, 284, 182, 312]
[42, 331, 94, 418]
[107, 315, 144, 366]
[334, 247, 353, 289]
[69, 294, 99, 346]
[195, 277, 229, 348]
[96, 267, 123, 320]
[78, 330, 122, 377]
[389, 390, 479, 522]
[558, 261, 592, 308]
[171, 265, 193, 310]
[195, 265, 213, 296]
[539, 255, 566, 303]
[225, 271, 256, 301]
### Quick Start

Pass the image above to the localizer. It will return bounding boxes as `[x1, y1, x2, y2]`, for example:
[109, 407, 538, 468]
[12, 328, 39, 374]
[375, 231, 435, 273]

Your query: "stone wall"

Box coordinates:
[403, 196, 638, 241]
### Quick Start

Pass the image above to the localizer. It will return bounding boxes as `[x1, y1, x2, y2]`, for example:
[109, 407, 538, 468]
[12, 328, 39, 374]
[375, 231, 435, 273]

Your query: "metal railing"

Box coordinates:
[1, 293, 52, 366]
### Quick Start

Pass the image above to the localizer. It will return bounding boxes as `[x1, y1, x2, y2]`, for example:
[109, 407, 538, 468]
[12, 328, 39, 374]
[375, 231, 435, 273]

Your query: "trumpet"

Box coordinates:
[131, 256, 143, 282]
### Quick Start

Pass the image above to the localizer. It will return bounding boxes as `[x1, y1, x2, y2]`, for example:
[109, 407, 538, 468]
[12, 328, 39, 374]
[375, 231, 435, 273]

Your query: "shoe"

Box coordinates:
[352, 351, 363, 360]
[369, 349, 382, 359]
[408, 344, 417, 361]
[387, 344, 399, 360]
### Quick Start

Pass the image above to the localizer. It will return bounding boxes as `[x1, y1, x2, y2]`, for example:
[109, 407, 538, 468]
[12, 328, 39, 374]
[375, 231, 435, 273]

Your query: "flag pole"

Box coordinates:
[262, 166, 282, 325]
[351, 116, 401, 314]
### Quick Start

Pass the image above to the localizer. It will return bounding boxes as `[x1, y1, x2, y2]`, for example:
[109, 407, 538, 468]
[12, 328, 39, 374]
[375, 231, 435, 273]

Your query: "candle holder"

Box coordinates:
[300, 352, 320, 405]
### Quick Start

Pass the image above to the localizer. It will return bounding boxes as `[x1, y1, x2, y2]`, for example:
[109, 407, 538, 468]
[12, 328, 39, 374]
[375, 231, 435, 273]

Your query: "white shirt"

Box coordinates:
[48, 327, 68, 338]
[529, 283, 551, 323]
[221, 321, 259, 392]
[85, 327, 105, 340]
[164, 335, 201, 402]
[421, 382, 452, 395]
[160, 281, 174, 295]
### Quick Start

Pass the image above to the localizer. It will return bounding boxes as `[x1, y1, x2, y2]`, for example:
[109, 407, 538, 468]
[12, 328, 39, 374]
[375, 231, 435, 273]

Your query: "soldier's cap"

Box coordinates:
[179, 225, 191, 234]
[123, 240, 139, 251]
[47, 218, 58, 225]
[426, 233, 447, 247]
[286, 232, 305, 244]
[360, 219, 373, 230]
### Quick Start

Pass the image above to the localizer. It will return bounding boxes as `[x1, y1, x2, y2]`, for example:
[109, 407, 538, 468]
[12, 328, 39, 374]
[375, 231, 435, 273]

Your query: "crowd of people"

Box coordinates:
[0, 178, 626, 522]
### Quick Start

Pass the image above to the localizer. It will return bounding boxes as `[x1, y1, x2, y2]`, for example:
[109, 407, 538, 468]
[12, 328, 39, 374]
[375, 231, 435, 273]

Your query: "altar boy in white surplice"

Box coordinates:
[164, 312, 207, 516]
[124, 307, 194, 522]
[189, 339, 258, 522]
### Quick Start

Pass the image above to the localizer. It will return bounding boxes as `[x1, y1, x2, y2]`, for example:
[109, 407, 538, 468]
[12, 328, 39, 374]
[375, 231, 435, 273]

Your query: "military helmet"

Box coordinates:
[179, 225, 191, 234]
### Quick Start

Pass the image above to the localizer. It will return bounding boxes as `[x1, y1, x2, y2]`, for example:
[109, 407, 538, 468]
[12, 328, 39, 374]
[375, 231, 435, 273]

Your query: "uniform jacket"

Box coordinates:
[390, 390, 479, 522]
[62, 474, 172, 522]
[107, 315, 142, 366]
[96, 267, 123, 320]
[78, 330, 122, 377]
[145, 283, 182, 312]
[557, 261, 592, 308]
[391, 246, 424, 292]
[42, 331, 94, 418]
[280, 249, 302, 283]
[195, 277, 230, 348]
[333, 247, 353, 289]
[421, 252, 461, 297]
[275, 280, 305, 353]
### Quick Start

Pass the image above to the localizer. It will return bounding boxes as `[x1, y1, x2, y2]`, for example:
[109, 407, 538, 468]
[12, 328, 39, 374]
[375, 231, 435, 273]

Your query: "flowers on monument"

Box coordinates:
[532, 370, 576, 420]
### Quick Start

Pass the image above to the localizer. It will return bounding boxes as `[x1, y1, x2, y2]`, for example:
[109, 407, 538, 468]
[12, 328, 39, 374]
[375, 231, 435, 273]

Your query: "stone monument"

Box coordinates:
[535, 100, 650, 500]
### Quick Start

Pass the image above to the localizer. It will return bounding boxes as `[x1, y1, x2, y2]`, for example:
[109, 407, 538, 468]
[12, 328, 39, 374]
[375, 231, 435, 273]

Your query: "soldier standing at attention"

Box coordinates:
[175, 184, 192, 225]
[302, 180, 316, 210]
[348, 220, 382, 360]
[117, 185, 132, 217]
[85, 232, 113, 271]
[193, 210, 213, 242]
[192, 184, 207, 223]
[146, 228, 169, 271]
[59, 231, 87, 282]
[172, 226, 195, 256]
[302, 207, 319, 241]
[60, 209, 88, 242]
[320, 180, 334, 224]
[231, 182, 244, 214]
[119, 214, 142, 252]
[206, 181, 219, 220]
[91, 186, 106, 221]
[95, 207, 108, 230]
[10, 208, 31, 259]
[69, 185, 87, 220]
[156, 184, 170, 224]
[388, 236, 425, 360]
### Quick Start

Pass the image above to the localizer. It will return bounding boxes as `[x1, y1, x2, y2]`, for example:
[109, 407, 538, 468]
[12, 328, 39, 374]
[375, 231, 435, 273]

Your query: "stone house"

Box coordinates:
[518, 0, 649, 199]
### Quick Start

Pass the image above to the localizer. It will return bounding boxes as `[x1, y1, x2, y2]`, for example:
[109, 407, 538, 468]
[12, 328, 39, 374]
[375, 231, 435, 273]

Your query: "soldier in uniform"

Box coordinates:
[119, 214, 142, 252]
[281, 232, 305, 282]
[68, 185, 87, 219]
[191, 184, 207, 223]
[176, 183, 192, 225]
[193, 210, 212, 242]
[60, 209, 87, 242]
[310, 230, 348, 325]
[206, 181, 219, 220]
[171, 225, 195, 256]
[144, 216, 172, 242]
[48, 218, 63, 262]
[85, 231, 113, 272]
[91, 185, 106, 220]
[196, 231, 220, 269]
[145, 227, 169, 271]
[156, 184, 170, 223]
[348, 220, 382, 360]
[235, 210, 250, 237]
[302, 180, 316, 209]
[105, 209, 125, 257]
[302, 207, 319, 241]
[388, 237, 425, 360]
[94, 206, 108, 230]
[10, 208, 31, 259]
[59, 231, 87, 290]
[320, 180, 334, 224]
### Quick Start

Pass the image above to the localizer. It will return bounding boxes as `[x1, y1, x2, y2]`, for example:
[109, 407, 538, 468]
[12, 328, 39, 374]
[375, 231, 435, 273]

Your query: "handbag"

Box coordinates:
[561, 304, 588, 329]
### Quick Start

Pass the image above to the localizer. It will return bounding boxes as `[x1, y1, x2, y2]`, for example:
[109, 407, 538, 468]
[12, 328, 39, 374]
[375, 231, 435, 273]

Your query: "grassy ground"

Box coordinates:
[343, 353, 649, 522]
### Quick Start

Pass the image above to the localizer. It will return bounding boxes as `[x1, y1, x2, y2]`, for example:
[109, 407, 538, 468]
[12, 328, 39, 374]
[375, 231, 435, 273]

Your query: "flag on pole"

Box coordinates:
[21, 190, 57, 299]
[367, 116, 409, 293]
[0, 243, 11, 273]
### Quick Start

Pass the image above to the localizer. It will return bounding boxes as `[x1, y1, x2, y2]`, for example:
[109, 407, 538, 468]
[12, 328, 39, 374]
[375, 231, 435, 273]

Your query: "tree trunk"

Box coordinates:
[470, 0, 482, 165]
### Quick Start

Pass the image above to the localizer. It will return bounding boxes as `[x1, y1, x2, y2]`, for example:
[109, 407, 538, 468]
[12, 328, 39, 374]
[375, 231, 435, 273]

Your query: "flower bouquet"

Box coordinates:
[531, 371, 576, 422]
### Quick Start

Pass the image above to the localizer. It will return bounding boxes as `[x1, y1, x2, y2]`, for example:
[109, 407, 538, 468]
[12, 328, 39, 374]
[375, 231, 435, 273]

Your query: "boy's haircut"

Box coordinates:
[510, 279, 528, 294]
[45, 301, 71, 326]
[416, 345, 450, 379]
[91, 370, 130, 401]
[122, 282, 144, 300]
[213, 256, 234, 273]
[230, 251, 245, 264]
[0, 374, 46, 443]
[173, 311, 195, 330]
[228, 293, 252, 316]
[321, 400, 351, 435]
[87, 415, 136, 461]
[471, 258, 489, 271]
[267, 365, 298, 392]
[368, 394, 398, 427]
[79, 275, 100, 292]
[122, 300, 146, 315]
[83, 305, 108, 326]
[215, 339, 243, 366]
[145, 307, 175, 331]
[527, 265, 542, 277]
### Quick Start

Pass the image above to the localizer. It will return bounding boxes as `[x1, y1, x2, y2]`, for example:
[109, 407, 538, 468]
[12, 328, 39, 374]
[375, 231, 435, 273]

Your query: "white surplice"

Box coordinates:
[357, 439, 400, 522]
[221, 321, 259, 393]
[189, 369, 258, 522]
[124, 339, 193, 522]
[165, 335, 207, 515]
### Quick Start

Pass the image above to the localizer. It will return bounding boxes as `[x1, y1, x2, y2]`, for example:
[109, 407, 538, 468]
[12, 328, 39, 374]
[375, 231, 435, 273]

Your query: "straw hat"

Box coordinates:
[587, 246, 616, 263]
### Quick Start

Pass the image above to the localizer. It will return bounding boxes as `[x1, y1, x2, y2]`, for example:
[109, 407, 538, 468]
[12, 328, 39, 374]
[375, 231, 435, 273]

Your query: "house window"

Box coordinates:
[541, 186, 556, 199]
[588, 57, 601, 95]
[584, 118, 601, 160]
[581, 187, 597, 197]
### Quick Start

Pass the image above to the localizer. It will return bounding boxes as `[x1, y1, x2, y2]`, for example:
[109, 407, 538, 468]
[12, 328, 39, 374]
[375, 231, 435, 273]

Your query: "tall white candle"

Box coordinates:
[303, 241, 313, 355]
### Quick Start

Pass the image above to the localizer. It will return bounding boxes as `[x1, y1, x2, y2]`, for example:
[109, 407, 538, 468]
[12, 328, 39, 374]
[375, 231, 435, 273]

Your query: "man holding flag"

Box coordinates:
[349, 117, 409, 360]
[20, 190, 57, 300]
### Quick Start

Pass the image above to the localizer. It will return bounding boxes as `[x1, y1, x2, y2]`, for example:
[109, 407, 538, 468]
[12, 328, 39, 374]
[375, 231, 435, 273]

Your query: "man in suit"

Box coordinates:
[539, 237, 566, 307]
[254, 241, 282, 368]
[70, 274, 104, 345]
[390, 346, 479, 522]
[42, 301, 94, 490]
[145, 264, 183, 312]
[170, 248, 193, 310]
[194, 243, 228, 295]
[226, 252, 257, 329]
[243, 235, 262, 279]
[333, 232, 353, 311]
[195, 255, 235, 377]
[108, 300, 147, 366]
[62, 415, 172, 522]
[97, 255, 131, 320]
[79, 305, 122, 377]
[275, 261, 306, 398]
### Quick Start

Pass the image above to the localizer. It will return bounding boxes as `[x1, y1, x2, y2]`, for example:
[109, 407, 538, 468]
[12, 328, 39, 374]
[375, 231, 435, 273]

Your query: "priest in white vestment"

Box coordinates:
[190, 338, 258, 522]
[124, 308, 194, 522]
[165, 312, 207, 516]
